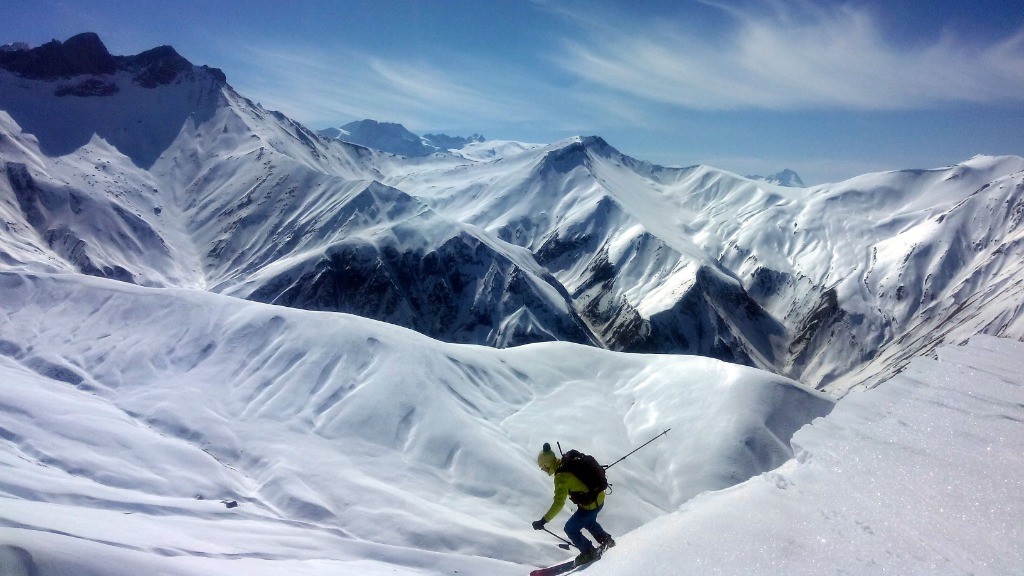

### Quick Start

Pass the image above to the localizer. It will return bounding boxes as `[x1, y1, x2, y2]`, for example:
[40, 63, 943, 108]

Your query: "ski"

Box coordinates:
[529, 559, 577, 576]
[530, 548, 607, 576]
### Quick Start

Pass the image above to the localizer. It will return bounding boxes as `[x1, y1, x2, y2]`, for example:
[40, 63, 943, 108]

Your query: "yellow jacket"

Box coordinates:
[543, 470, 606, 522]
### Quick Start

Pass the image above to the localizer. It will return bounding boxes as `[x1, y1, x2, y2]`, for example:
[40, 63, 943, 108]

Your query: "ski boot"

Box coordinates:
[573, 548, 600, 567]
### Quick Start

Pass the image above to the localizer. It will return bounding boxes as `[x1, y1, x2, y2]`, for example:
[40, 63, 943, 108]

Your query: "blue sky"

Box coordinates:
[5, 0, 1023, 184]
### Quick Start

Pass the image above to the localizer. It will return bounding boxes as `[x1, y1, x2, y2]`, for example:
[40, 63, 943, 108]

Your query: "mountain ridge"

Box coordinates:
[319, 119, 485, 157]
[0, 32, 226, 87]
[747, 168, 805, 187]
[2, 33, 1024, 394]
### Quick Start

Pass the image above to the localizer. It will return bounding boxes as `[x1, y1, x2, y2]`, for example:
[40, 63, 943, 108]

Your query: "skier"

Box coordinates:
[532, 443, 615, 566]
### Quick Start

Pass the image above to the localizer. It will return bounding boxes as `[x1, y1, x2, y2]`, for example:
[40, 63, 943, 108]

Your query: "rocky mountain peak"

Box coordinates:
[117, 44, 195, 88]
[0, 32, 115, 80]
[747, 168, 806, 187]
[0, 33, 224, 88]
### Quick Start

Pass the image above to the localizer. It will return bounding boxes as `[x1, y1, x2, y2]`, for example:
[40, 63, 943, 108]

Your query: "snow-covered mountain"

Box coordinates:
[0, 35, 594, 348]
[1, 33, 1022, 576]
[747, 168, 805, 187]
[3, 32, 1024, 393]
[319, 119, 484, 157]
[382, 137, 1024, 392]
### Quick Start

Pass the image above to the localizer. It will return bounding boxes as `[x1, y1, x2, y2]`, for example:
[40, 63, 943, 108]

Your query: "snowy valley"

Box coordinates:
[1, 33, 1022, 575]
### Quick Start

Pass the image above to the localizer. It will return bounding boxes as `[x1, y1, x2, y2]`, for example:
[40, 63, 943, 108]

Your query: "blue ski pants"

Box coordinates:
[564, 503, 610, 553]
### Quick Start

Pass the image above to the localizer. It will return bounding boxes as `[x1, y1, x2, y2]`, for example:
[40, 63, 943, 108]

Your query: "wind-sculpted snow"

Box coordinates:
[0, 271, 832, 575]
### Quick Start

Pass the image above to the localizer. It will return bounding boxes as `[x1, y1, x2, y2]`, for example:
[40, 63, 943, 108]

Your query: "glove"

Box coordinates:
[532, 519, 546, 530]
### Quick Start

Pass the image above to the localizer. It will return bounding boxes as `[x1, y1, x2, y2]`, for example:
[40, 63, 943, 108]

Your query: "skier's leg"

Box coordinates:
[563, 509, 597, 553]
[582, 504, 612, 543]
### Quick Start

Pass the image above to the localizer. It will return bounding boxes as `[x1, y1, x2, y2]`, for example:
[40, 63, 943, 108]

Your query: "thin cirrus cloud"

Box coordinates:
[553, 3, 1024, 111]
[229, 43, 542, 131]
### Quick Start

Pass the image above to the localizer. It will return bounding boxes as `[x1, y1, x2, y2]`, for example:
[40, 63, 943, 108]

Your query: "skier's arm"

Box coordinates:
[543, 474, 570, 522]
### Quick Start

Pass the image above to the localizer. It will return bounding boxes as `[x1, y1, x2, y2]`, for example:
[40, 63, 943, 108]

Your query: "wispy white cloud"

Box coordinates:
[226, 43, 541, 132]
[553, 2, 1024, 111]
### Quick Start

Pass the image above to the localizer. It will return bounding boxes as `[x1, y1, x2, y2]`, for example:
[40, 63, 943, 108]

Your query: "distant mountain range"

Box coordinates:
[318, 119, 484, 157]
[747, 168, 805, 187]
[3, 34, 1023, 394]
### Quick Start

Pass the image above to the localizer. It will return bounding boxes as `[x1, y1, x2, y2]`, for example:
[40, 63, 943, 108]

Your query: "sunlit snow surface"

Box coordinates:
[0, 272, 830, 576]
[1, 272, 1021, 575]
[589, 335, 1024, 576]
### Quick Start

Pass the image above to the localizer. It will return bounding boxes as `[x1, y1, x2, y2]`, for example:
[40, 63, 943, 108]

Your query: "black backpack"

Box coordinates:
[557, 449, 608, 505]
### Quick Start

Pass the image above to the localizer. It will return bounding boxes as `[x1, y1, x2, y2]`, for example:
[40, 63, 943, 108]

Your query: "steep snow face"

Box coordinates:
[384, 137, 787, 366]
[724, 157, 1024, 391]
[220, 181, 597, 348]
[158, 112, 594, 346]
[0, 38, 226, 169]
[0, 34, 233, 287]
[0, 108, 208, 286]
[587, 334, 1024, 576]
[0, 271, 833, 575]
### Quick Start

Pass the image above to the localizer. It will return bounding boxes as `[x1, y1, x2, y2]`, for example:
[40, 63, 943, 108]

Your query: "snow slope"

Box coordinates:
[0, 270, 832, 575]
[588, 335, 1024, 575]
[2, 273, 1020, 575]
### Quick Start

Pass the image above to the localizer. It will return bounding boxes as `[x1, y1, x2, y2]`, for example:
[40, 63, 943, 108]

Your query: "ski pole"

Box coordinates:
[603, 428, 671, 470]
[544, 527, 576, 550]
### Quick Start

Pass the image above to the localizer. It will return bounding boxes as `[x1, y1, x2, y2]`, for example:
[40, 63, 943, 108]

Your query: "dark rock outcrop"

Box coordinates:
[0, 32, 225, 89]
[0, 32, 115, 80]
